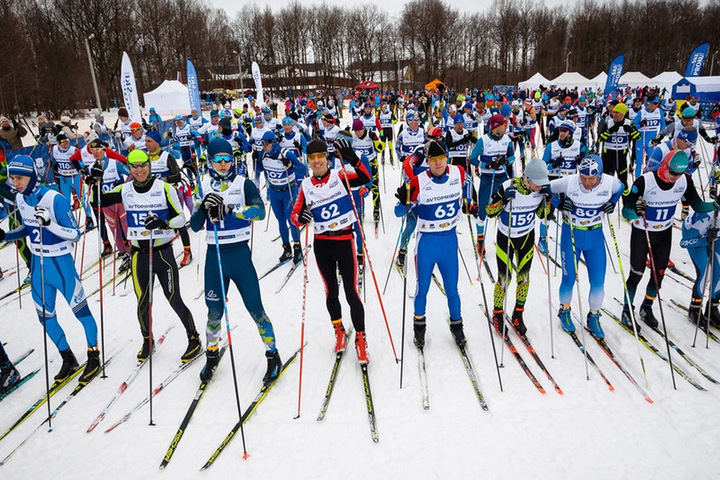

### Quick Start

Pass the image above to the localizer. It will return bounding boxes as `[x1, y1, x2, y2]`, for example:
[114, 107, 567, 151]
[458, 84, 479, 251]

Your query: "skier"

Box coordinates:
[445, 114, 477, 170]
[632, 96, 666, 178]
[598, 102, 641, 190]
[468, 113, 515, 257]
[278, 116, 307, 160]
[486, 158, 551, 335]
[621, 149, 717, 331]
[378, 103, 397, 166]
[101, 149, 202, 362]
[171, 115, 202, 183]
[290, 138, 372, 363]
[190, 139, 282, 383]
[122, 122, 147, 153]
[1, 155, 100, 383]
[549, 155, 623, 338]
[351, 118, 384, 233]
[0, 342, 20, 394]
[257, 130, 306, 264]
[393, 139, 472, 348]
[680, 209, 720, 328]
[50, 133, 93, 229]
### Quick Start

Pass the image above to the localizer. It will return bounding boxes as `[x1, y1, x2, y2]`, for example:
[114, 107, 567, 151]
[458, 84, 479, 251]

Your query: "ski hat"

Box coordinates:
[677, 127, 698, 145]
[254, 115, 264, 125]
[174, 114, 183, 121]
[682, 107, 696, 118]
[261, 130, 277, 143]
[406, 112, 417, 122]
[352, 118, 364, 131]
[56, 132, 68, 142]
[426, 139, 446, 158]
[559, 104, 570, 112]
[88, 138, 108, 149]
[427, 126, 443, 139]
[499, 103, 512, 117]
[612, 103, 628, 115]
[578, 96, 587, 103]
[306, 138, 327, 156]
[658, 149, 689, 182]
[578, 155, 602, 176]
[322, 113, 334, 122]
[127, 149, 149, 165]
[61, 115, 71, 124]
[207, 138, 233, 158]
[453, 114, 464, 125]
[282, 116, 293, 126]
[534, 92, 541, 99]
[145, 130, 162, 145]
[488, 113, 506, 131]
[558, 120, 575, 131]
[130, 122, 143, 131]
[150, 107, 156, 113]
[464, 102, 474, 110]
[218, 117, 232, 131]
[7, 155, 38, 193]
[210, 109, 219, 118]
[524, 157, 550, 186]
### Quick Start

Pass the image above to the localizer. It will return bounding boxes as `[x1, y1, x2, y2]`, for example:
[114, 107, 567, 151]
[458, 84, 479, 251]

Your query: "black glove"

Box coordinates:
[90, 163, 104, 179]
[707, 227, 719, 241]
[608, 122, 621, 133]
[298, 204, 313, 224]
[0, 228, 5, 242]
[640, 119, 647, 127]
[496, 155, 507, 166]
[559, 196, 575, 212]
[463, 133, 474, 142]
[395, 184, 414, 205]
[462, 201, 479, 217]
[711, 137, 719, 145]
[334, 137, 358, 165]
[503, 185, 517, 202]
[281, 154, 292, 168]
[201, 192, 225, 223]
[144, 213, 168, 230]
[552, 156, 564, 168]
[601, 200, 616, 214]
[622, 124, 632, 132]
[651, 137, 661, 146]
[634, 197, 648, 216]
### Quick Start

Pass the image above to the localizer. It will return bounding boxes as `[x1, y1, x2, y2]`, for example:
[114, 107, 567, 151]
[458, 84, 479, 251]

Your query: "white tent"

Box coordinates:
[549, 72, 592, 89]
[518, 72, 550, 90]
[651, 71, 683, 92]
[590, 72, 607, 91]
[619, 71, 652, 88]
[142, 80, 191, 116]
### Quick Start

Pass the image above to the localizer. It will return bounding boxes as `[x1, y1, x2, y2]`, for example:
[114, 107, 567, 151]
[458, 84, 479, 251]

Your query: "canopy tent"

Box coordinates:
[549, 72, 592, 89]
[424, 78, 445, 91]
[142, 80, 191, 116]
[673, 76, 720, 103]
[619, 71, 652, 88]
[355, 80, 379, 90]
[589, 72, 607, 91]
[651, 71, 683, 92]
[518, 72, 550, 90]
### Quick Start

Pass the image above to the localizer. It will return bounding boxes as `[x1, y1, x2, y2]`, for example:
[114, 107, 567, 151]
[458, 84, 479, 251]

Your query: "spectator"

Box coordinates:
[0, 116, 27, 149]
[59, 115, 81, 139]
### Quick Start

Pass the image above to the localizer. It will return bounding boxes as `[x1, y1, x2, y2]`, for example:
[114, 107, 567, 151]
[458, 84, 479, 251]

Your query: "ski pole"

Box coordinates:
[38, 223, 52, 430]
[96, 178, 106, 378]
[498, 198, 513, 364]
[606, 216, 648, 385]
[295, 222, 310, 419]
[147, 226, 155, 426]
[542, 199, 554, 358]
[211, 222, 249, 456]
[400, 185, 410, 389]
[692, 211, 718, 348]
[337, 151, 399, 362]
[567, 217, 589, 380]
[641, 212, 677, 389]
[11, 208, 22, 308]
[382, 213, 405, 295]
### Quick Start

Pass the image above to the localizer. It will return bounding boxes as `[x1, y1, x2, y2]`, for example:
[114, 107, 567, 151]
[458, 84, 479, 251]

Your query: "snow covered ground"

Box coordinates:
[2, 106, 720, 479]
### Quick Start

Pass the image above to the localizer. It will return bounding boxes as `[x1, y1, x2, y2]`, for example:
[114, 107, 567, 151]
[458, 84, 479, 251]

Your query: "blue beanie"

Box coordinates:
[282, 116, 293, 126]
[262, 130, 277, 142]
[500, 103, 512, 117]
[579, 154, 602, 176]
[7, 155, 38, 193]
[677, 128, 698, 145]
[207, 138, 233, 157]
[145, 130, 162, 145]
[453, 114, 465, 125]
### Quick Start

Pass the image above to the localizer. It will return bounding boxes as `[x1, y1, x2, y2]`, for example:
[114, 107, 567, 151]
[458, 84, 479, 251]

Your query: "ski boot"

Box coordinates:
[681, 204, 690, 221]
[710, 300, 720, 329]
[558, 305, 575, 333]
[279, 243, 292, 263]
[200, 349, 221, 382]
[118, 252, 131, 273]
[54, 349, 79, 382]
[78, 348, 101, 385]
[0, 363, 20, 394]
[355, 331, 370, 364]
[492, 309, 506, 335]
[476, 233, 485, 257]
[85, 217, 96, 231]
[181, 334, 202, 362]
[449, 320, 466, 348]
[292, 242, 303, 264]
[137, 337, 155, 362]
[332, 320, 347, 353]
[413, 316, 426, 348]
[688, 300, 702, 327]
[395, 248, 406, 271]
[101, 241, 113, 258]
[511, 306, 527, 336]
[538, 236, 548, 255]
[639, 304, 658, 329]
[586, 311, 604, 339]
[263, 349, 282, 384]
[180, 247, 193, 267]
[621, 303, 641, 333]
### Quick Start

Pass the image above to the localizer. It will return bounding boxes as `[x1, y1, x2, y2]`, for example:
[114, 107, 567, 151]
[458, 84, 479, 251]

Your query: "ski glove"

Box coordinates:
[552, 156, 564, 168]
[0, 228, 5, 242]
[144, 213, 168, 230]
[34, 205, 51, 226]
[201, 193, 225, 223]
[608, 122, 621, 134]
[90, 163, 104, 179]
[601, 200, 616, 214]
[708, 227, 719, 241]
[462, 201, 478, 217]
[334, 138, 359, 165]
[503, 185, 517, 202]
[651, 137, 661, 146]
[559, 196, 575, 212]
[395, 184, 415, 205]
[298, 204, 313, 224]
[634, 197, 648, 216]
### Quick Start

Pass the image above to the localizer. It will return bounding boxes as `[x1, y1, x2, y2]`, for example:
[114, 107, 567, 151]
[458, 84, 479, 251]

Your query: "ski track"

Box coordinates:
[1, 108, 720, 479]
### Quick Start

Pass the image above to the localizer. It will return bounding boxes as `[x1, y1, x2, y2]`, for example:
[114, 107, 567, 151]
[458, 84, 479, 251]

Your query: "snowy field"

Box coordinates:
[2, 105, 720, 479]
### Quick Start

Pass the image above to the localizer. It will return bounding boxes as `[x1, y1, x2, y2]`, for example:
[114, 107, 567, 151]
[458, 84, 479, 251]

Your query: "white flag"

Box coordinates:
[121, 52, 142, 122]
[252, 62, 265, 108]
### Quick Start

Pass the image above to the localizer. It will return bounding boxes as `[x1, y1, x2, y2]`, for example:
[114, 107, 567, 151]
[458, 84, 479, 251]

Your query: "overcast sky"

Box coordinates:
[205, 0, 568, 18]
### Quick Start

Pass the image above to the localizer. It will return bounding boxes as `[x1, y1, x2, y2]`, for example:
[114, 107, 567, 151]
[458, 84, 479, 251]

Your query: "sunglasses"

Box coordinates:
[129, 161, 149, 169]
[212, 154, 233, 163]
[668, 170, 684, 177]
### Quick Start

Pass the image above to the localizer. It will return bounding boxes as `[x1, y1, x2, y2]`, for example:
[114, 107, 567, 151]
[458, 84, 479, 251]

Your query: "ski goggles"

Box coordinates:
[129, 161, 149, 169]
[211, 154, 233, 163]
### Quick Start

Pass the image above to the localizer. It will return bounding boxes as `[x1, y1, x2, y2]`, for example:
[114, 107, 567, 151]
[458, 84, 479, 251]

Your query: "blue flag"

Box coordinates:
[604, 55, 624, 99]
[186, 59, 202, 114]
[685, 43, 709, 77]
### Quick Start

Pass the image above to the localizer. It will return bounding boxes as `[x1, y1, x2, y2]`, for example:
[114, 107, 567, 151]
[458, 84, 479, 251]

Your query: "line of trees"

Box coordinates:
[1, 0, 719, 117]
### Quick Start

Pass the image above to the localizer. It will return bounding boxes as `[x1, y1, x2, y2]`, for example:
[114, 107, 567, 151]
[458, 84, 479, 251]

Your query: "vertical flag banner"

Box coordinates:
[685, 43, 710, 77]
[604, 55, 624, 100]
[252, 61, 265, 107]
[186, 59, 202, 114]
[120, 52, 142, 122]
